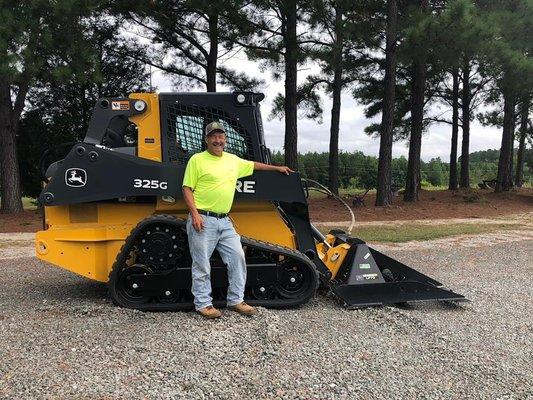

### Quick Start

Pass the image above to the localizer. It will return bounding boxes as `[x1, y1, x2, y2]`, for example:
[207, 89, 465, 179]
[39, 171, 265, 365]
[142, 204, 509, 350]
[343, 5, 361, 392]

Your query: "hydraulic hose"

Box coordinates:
[301, 178, 356, 236]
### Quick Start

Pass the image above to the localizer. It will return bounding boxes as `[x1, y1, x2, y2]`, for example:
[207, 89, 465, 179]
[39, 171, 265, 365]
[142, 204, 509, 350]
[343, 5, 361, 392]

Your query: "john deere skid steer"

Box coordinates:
[36, 92, 465, 310]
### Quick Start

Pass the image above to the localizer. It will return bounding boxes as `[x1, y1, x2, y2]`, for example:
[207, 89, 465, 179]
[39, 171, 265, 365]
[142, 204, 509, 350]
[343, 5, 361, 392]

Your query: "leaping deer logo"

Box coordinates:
[65, 168, 87, 187]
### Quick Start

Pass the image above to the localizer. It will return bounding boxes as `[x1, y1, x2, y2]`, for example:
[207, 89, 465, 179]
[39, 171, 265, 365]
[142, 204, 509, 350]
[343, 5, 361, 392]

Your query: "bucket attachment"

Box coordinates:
[330, 243, 466, 308]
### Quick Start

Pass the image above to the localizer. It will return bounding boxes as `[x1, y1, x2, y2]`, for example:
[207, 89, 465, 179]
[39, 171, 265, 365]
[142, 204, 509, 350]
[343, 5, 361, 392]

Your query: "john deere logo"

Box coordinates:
[65, 168, 87, 187]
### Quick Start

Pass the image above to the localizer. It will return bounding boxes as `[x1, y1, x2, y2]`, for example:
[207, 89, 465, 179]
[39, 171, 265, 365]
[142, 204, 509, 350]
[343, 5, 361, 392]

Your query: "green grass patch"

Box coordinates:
[317, 222, 526, 243]
[420, 184, 449, 191]
[22, 197, 38, 210]
[0, 197, 38, 210]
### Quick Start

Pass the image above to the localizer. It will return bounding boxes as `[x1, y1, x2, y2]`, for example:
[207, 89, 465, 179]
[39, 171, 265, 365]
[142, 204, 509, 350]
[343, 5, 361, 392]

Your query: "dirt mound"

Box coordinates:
[0, 210, 42, 233]
[309, 187, 533, 222]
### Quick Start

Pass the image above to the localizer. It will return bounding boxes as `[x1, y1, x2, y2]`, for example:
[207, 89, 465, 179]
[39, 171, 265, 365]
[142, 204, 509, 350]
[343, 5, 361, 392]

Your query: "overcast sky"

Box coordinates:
[151, 55, 504, 162]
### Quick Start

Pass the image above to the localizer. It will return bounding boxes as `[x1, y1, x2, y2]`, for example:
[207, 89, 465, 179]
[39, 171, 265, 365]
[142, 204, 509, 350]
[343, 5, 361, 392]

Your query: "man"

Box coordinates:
[182, 121, 293, 319]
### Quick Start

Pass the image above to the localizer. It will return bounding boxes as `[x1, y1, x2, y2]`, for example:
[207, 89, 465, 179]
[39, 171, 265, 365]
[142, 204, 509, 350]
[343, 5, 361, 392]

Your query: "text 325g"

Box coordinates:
[133, 179, 168, 189]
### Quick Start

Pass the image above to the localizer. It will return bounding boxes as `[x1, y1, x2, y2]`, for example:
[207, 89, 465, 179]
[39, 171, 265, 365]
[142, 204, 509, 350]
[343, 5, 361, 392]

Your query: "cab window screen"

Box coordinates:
[166, 103, 253, 164]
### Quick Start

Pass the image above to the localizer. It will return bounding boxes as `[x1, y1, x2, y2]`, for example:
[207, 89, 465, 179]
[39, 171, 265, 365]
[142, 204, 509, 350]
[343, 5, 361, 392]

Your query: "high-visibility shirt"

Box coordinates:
[182, 151, 254, 214]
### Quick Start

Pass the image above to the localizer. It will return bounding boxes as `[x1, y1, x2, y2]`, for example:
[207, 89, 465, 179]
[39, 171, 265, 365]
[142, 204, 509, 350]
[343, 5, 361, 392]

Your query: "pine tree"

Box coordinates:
[515, 95, 531, 187]
[0, 0, 98, 213]
[113, 0, 260, 92]
[403, 0, 431, 202]
[479, 0, 533, 192]
[376, 0, 399, 206]
[17, 18, 150, 198]
[298, 0, 378, 194]
[233, 0, 311, 169]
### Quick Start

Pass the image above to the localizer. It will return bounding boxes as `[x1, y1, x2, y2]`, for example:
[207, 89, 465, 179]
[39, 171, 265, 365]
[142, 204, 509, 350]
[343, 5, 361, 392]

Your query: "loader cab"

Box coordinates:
[159, 92, 268, 165]
[82, 92, 270, 165]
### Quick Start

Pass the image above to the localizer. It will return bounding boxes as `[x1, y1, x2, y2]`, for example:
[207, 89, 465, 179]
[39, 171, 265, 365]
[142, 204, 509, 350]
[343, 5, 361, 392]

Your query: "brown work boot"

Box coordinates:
[197, 306, 222, 319]
[229, 302, 258, 316]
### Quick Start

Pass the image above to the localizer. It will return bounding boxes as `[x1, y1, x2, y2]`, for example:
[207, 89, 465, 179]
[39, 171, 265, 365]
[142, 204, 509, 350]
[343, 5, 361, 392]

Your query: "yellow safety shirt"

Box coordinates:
[182, 151, 254, 214]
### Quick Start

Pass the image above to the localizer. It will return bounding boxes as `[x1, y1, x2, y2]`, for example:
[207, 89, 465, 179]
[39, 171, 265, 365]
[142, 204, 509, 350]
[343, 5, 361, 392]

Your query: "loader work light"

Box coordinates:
[134, 100, 147, 112]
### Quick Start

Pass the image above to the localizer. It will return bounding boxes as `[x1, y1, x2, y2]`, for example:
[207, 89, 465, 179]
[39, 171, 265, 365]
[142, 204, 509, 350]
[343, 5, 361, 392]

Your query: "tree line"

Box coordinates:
[272, 148, 533, 191]
[1, 0, 532, 213]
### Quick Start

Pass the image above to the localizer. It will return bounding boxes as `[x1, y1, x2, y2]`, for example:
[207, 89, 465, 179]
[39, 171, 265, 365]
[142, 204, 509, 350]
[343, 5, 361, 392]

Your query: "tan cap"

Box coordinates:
[205, 121, 226, 136]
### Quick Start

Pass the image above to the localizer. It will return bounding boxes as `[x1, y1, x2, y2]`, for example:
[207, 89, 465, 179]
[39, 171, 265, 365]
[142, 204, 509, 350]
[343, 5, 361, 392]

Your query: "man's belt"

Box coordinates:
[197, 210, 228, 219]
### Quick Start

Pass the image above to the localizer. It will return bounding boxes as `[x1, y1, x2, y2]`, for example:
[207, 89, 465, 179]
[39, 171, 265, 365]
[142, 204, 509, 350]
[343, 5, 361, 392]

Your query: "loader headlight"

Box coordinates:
[134, 100, 147, 112]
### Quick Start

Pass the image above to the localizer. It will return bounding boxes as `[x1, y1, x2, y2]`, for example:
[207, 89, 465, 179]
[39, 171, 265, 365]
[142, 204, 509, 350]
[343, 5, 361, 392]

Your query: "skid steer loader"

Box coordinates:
[36, 92, 466, 310]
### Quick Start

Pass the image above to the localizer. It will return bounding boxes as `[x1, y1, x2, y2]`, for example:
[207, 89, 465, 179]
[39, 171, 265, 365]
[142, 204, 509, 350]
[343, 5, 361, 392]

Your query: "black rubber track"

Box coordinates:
[108, 214, 319, 311]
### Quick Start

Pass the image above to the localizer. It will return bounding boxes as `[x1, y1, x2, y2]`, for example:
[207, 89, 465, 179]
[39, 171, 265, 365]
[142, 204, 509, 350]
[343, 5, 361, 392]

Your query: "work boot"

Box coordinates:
[197, 306, 222, 319]
[229, 302, 258, 316]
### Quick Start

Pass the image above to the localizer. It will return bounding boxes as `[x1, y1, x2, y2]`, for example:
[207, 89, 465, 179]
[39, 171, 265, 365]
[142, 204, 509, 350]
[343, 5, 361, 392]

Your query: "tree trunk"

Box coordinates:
[448, 69, 459, 190]
[515, 96, 530, 187]
[206, 11, 219, 92]
[0, 88, 23, 213]
[328, 4, 343, 195]
[375, 0, 398, 206]
[495, 91, 515, 192]
[460, 59, 470, 188]
[509, 109, 515, 188]
[283, 0, 298, 170]
[404, 56, 426, 202]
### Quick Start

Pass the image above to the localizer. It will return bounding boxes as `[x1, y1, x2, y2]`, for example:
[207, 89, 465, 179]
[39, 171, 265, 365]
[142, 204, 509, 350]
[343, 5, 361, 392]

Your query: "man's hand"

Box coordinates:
[182, 186, 204, 232]
[276, 166, 294, 175]
[191, 212, 205, 232]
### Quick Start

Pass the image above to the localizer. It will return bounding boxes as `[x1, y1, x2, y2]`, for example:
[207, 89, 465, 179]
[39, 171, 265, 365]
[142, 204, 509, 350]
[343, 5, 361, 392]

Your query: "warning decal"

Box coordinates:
[111, 101, 130, 111]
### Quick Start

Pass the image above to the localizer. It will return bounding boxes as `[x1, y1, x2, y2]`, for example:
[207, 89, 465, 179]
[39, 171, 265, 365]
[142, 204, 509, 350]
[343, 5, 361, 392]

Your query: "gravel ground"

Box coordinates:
[0, 238, 532, 399]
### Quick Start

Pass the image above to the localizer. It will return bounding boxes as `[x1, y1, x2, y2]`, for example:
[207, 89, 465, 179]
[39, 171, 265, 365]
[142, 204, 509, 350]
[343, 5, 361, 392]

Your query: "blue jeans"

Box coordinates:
[186, 214, 247, 310]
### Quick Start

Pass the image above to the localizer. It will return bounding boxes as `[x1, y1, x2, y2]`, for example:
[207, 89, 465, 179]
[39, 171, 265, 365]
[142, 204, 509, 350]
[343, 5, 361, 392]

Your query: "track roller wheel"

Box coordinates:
[276, 262, 314, 299]
[251, 285, 276, 300]
[157, 289, 183, 304]
[113, 264, 153, 307]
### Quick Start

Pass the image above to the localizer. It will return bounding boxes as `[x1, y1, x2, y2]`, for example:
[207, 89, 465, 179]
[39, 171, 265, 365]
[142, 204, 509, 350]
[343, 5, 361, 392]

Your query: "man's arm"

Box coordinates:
[253, 162, 294, 175]
[182, 186, 204, 232]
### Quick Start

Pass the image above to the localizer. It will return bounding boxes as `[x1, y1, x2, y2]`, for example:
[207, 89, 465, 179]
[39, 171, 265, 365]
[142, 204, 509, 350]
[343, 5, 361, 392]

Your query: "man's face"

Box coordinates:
[205, 131, 226, 156]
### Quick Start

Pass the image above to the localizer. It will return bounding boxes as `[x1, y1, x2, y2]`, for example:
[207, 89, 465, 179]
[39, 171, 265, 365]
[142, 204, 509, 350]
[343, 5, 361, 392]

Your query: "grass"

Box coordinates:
[317, 222, 526, 243]
[22, 197, 38, 210]
[0, 197, 38, 210]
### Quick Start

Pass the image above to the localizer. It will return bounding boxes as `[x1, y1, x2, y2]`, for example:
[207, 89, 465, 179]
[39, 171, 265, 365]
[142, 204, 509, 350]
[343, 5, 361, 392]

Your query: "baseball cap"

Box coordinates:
[205, 121, 226, 136]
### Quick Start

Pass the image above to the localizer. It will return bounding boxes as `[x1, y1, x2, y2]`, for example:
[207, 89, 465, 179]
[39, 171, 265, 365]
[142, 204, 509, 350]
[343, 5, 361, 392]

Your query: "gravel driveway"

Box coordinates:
[0, 238, 531, 399]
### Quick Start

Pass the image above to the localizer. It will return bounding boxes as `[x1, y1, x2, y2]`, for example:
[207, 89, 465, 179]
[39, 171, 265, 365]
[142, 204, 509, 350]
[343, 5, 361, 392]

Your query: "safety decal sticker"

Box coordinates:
[355, 273, 378, 281]
[111, 101, 130, 111]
